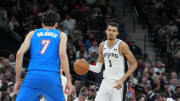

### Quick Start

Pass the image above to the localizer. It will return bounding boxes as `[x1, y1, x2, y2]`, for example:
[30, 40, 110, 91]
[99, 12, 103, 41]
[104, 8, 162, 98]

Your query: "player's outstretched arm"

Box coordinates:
[114, 42, 137, 89]
[89, 42, 104, 73]
[59, 32, 72, 95]
[14, 31, 34, 94]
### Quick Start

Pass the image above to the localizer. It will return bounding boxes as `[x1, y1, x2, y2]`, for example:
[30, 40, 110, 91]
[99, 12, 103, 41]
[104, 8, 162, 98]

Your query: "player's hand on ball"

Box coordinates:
[74, 59, 89, 75]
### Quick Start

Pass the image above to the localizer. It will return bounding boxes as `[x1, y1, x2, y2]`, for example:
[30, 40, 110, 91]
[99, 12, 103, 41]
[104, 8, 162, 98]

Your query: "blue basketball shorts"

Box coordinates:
[16, 70, 65, 101]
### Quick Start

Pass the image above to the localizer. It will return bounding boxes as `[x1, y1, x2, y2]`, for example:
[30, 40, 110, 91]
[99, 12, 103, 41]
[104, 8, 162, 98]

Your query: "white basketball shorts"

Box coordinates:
[95, 78, 127, 101]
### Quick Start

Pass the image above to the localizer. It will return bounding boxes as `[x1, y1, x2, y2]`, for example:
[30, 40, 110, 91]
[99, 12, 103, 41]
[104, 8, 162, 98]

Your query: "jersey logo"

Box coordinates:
[103, 53, 118, 59]
[114, 48, 117, 51]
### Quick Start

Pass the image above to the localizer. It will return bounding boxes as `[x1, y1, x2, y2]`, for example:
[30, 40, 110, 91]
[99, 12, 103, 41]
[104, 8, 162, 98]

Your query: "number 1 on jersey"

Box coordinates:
[109, 60, 112, 67]
[40, 40, 51, 54]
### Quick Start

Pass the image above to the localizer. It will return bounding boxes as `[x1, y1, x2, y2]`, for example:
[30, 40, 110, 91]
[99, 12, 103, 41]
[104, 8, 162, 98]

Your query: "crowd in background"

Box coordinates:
[132, 0, 180, 101]
[0, 0, 180, 101]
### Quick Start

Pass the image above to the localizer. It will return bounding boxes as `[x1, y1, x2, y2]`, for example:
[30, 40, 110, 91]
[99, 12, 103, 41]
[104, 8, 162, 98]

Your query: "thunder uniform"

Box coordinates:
[95, 39, 128, 101]
[16, 28, 65, 101]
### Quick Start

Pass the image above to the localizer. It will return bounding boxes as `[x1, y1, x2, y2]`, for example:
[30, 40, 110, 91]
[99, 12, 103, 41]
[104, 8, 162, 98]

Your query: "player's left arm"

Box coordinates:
[114, 41, 137, 89]
[120, 41, 137, 82]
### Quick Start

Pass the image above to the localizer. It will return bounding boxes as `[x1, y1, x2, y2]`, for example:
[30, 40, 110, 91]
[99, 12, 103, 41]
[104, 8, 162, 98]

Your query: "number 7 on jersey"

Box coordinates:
[40, 40, 51, 54]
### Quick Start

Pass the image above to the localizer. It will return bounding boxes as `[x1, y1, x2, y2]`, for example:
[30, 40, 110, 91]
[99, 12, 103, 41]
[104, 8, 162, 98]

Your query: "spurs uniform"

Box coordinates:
[95, 39, 128, 101]
[61, 74, 68, 101]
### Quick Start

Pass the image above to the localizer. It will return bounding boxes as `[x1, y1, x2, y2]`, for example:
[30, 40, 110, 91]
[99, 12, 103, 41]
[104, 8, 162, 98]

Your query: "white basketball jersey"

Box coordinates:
[103, 39, 125, 80]
[61, 75, 68, 100]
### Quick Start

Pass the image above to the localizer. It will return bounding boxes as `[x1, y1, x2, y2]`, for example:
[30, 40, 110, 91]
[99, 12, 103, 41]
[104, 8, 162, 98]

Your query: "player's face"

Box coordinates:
[106, 25, 118, 40]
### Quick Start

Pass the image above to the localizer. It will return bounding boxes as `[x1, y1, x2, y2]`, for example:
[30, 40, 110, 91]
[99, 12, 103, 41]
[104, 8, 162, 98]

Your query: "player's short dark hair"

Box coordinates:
[42, 11, 60, 26]
[106, 21, 119, 32]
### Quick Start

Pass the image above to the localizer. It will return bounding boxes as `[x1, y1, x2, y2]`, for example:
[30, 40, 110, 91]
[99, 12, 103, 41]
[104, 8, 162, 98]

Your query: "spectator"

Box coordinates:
[127, 81, 136, 100]
[170, 72, 179, 80]
[88, 85, 97, 100]
[166, 20, 178, 33]
[137, 94, 146, 101]
[152, 76, 161, 92]
[74, 80, 82, 96]
[85, 33, 95, 50]
[173, 41, 180, 72]
[172, 85, 180, 100]
[88, 50, 98, 64]
[86, 0, 96, 5]
[170, 78, 179, 93]
[8, 54, 15, 69]
[70, 85, 78, 101]
[161, 92, 175, 101]
[9, 16, 20, 31]
[177, 97, 180, 101]
[0, 7, 8, 29]
[161, 81, 173, 97]
[154, 60, 166, 75]
[74, 87, 89, 101]
[1, 59, 11, 73]
[47, 3, 59, 12]
[104, 6, 116, 19]
[88, 40, 98, 55]
[76, 44, 88, 60]
[62, 14, 76, 35]
[67, 40, 77, 53]
[147, 66, 156, 84]
[129, 40, 142, 59]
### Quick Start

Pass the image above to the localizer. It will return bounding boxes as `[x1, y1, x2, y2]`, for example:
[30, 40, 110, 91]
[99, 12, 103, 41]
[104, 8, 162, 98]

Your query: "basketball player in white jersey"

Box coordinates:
[87, 21, 137, 101]
[60, 66, 68, 101]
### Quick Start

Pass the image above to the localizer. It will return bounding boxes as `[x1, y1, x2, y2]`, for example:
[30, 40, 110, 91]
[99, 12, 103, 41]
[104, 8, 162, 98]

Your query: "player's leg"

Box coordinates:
[95, 79, 110, 101]
[111, 83, 128, 101]
[16, 86, 42, 101]
[43, 74, 65, 101]
[43, 85, 65, 101]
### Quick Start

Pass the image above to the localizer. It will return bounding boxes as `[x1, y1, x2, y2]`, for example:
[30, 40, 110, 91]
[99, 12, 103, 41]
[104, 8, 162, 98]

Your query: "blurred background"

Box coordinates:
[0, 0, 180, 101]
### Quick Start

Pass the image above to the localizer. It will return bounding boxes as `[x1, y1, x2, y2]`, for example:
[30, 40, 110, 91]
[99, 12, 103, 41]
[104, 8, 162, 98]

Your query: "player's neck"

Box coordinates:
[107, 39, 117, 47]
[44, 26, 56, 29]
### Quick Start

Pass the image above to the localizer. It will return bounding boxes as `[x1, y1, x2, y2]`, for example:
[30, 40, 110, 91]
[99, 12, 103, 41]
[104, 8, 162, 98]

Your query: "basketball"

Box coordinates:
[74, 59, 89, 75]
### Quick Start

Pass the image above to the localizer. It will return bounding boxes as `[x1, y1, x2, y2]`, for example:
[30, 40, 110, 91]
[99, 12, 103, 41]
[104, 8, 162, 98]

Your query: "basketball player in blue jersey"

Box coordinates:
[14, 11, 72, 101]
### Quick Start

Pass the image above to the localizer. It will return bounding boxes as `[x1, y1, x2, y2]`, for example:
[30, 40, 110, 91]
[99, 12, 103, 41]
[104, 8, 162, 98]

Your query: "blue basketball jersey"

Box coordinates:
[28, 28, 61, 72]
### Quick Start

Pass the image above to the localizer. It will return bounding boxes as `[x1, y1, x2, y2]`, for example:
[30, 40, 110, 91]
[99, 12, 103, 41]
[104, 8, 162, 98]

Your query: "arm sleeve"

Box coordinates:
[89, 62, 103, 73]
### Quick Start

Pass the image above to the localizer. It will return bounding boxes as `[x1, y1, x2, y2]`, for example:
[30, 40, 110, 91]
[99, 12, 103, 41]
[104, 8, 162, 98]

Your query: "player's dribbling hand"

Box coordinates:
[75, 59, 87, 62]
[14, 82, 21, 94]
[65, 80, 72, 95]
[113, 78, 124, 90]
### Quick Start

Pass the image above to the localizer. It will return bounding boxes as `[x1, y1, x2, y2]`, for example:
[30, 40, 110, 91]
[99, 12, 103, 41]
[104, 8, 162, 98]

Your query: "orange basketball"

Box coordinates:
[73, 59, 89, 75]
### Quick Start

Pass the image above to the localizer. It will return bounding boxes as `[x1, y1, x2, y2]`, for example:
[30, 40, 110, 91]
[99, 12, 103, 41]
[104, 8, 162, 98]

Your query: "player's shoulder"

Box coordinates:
[60, 31, 67, 39]
[27, 29, 36, 38]
[120, 41, 129, 48]
[99, 40, 106, 47]
[60, 31, 67, 36]
[119, 40, 130, 54]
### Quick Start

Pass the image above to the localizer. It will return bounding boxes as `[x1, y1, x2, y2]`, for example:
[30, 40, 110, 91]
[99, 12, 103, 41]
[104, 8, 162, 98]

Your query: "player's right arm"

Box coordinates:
[14, 31, 34, 94]
[89, 42, 104, 73]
